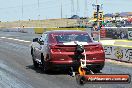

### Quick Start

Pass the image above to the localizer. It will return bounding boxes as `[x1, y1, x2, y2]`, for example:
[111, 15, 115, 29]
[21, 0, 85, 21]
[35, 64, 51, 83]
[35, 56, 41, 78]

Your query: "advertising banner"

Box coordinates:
[100, 29, 106, 38]
[103, 45, 132, 63]
[128, 28, 132, 40]
[104, 27, 128, 39]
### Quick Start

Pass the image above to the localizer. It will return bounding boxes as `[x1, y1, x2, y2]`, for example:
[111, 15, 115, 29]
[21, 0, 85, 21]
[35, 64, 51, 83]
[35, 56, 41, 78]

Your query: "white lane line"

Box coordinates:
[7, 38, 14, 40]
[13, 39, 19, 41]
[0, 36, 31, 43]
[23, 41, 31, 43]
[0, 37, 6, 38]
[18, 40, 25, 42]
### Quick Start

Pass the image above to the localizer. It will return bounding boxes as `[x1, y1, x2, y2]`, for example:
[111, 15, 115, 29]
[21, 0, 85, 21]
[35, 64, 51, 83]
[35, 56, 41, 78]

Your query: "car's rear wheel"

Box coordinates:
[92, 64, 104, 73]
[92, 69, 101, 73]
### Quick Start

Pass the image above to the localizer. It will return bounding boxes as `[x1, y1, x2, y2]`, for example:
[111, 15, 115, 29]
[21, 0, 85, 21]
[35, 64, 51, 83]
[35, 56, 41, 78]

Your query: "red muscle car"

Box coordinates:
[31, 30, 105, 73]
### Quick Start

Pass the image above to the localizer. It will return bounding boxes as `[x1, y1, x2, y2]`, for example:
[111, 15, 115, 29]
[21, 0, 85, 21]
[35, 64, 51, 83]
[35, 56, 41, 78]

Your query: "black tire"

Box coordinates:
[31, 47, 33, 55]
[92, 69, 101, 73]
[41, 54, 49, 73]
[92, 64, 104, 73]
[33, 58, 39, 68]
[31, 48, 39, 68]
[76, 75, 86, 85]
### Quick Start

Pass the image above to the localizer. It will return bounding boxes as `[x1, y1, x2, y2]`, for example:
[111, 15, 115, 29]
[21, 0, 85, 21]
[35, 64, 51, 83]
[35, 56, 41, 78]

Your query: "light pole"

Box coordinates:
[22, 0, 23, 20]
[61, 0, 63, 19]
[38, 0, 41, 27]
[21, 0, 24, 28]
[71, 0, 75, 16]
[76, 0, 79, 15]
[96, 0, 97, 4]
[38, 0, 40, 20]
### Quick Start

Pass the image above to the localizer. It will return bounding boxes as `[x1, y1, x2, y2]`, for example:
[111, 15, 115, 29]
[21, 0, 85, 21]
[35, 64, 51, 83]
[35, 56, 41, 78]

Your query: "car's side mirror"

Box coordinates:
[33, 38, 38, 42]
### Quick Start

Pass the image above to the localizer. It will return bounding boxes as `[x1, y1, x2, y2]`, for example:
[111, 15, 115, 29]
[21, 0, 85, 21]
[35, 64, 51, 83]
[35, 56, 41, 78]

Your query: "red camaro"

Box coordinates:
[31, 30, 105, 73]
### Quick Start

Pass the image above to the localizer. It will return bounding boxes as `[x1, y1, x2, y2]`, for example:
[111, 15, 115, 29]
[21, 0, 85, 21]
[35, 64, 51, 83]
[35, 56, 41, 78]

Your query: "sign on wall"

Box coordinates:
[100, 29, 106, 38]
[105, 28, 128, 39]
[128, 28, 132, 40]
[103, 46, 132, 63]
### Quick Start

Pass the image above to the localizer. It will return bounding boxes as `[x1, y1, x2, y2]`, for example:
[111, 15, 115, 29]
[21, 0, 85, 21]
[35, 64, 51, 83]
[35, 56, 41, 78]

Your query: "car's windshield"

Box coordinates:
[55, 34, 92, 43]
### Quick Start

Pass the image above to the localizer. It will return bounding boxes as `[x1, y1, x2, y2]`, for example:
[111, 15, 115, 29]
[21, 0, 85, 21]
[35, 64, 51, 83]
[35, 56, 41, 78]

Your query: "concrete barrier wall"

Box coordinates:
[0, 28, 86, 34]
[33, 28, 86, 34]
[34, 28, 45, 34]
[0, 28, 19, 32]
[0, 28, 35, 34]
[103, 45, 132, 63]
[24, 28, 35, 34]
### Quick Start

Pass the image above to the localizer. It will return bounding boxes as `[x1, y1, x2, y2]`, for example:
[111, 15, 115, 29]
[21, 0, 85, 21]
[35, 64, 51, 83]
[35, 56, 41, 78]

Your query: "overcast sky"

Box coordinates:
[0, 0, 132, 22]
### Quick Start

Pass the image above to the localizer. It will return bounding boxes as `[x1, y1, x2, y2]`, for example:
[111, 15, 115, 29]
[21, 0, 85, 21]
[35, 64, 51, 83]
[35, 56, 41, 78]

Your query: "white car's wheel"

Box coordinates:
[31, 48, 39, 68]
[41, 54, 49, 73]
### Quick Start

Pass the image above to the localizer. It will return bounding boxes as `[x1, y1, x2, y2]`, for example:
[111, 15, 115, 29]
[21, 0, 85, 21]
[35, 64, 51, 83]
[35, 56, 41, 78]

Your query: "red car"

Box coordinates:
[31, 30, 105, 73]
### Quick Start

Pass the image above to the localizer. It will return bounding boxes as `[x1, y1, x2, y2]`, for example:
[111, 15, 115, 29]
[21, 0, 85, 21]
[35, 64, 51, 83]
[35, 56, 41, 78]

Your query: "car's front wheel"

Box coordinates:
[32, 55, 39, 68]
[41, 54, 49, 73]
[31, 48, 39, 68]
